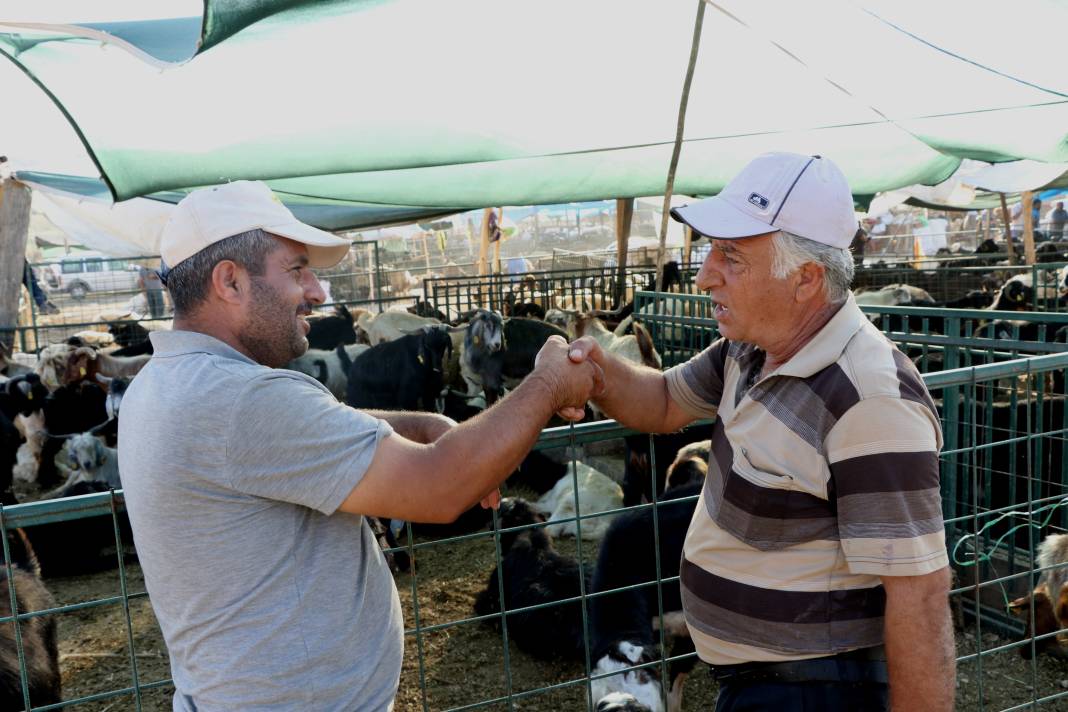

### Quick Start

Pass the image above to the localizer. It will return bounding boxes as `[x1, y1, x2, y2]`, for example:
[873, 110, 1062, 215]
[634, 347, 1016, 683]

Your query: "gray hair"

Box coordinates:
[164, 229, 279, 315]
[770, 230, 854, 302]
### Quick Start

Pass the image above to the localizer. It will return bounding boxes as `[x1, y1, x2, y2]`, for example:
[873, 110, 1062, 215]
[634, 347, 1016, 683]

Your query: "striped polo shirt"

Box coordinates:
[664, 294, 947, 665]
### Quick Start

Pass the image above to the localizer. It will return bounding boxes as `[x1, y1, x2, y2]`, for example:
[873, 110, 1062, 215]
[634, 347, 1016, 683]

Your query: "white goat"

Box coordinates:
[60, 433, 121, 491]
[536, 462, 623, 540]
[356, 311, 441, 345]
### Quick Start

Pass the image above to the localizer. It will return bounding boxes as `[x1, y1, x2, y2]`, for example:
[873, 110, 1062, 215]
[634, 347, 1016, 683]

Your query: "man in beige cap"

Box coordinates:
[569, 154, 953, 711]
[118, 181, 601, 711]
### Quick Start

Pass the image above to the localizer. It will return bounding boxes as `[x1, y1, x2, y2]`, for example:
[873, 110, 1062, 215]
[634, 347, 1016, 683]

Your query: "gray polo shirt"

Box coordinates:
[118, 331, 401, 711]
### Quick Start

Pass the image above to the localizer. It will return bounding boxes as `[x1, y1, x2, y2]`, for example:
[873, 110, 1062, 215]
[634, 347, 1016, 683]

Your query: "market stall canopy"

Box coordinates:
[2, 0, 1066, 209]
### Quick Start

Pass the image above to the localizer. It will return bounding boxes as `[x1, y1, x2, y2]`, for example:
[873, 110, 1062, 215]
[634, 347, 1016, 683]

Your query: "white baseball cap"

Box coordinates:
[159, 181, 351, 270]
[670, 152, 857, 248]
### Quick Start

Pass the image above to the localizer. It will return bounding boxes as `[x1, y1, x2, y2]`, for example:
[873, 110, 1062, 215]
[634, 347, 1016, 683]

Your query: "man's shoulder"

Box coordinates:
[836, 321, 931, 404]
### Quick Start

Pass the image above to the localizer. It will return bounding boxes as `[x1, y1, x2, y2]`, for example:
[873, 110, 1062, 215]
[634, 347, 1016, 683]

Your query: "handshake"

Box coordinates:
[531, 335, 607, 422]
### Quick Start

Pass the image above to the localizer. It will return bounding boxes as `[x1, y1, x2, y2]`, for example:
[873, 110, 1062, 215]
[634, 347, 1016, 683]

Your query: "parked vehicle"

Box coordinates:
[42, 253, 141, 300]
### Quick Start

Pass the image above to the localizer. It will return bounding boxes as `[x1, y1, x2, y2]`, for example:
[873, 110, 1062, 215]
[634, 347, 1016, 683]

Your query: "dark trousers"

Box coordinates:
[146, 289, 165, 318]
[713, 646, 888, 712]
[715, 679, 888, 711]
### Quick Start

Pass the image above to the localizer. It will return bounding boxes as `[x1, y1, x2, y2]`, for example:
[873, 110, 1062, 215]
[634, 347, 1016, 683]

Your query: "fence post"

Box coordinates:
[0, 179, 31, 353]
[614, 198, 633, 308]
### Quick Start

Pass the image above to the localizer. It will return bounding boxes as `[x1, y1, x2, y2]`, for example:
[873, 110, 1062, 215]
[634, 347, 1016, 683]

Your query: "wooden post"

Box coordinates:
[0, 180, 32, 353]
[998, 193, 1018, 266]
[493, 208, 504, 275]
[983, 209, 991, 245]
[683, 226, 693, 268]
[1021, 190, 1037, 265]
[423, 231, 432, 274]
[614, 198, 633, 307]
[477, 208, 492, 276]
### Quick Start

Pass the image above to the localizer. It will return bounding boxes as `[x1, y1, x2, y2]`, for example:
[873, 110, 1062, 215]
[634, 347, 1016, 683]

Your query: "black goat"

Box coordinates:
[408, 300, 448, 322]
[36, 382, 109, 489]
[0, 375, 48, 505]
[622, 423, 714, 507]
[307, 304, 358, 351]
[0, 529, 61, 710]
[474, 497, 591, 662]
[346, 326, 453, 411]
[106, 320, 150, 348]
[590, 482, 701, 712]
[26, 480, 135, 578]
[464, 317, 568, 405]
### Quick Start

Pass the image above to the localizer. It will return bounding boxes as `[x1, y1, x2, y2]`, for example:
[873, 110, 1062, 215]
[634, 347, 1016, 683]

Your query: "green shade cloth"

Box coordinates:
[16, 171, 459, 231]
[1, 0, 1065, 208]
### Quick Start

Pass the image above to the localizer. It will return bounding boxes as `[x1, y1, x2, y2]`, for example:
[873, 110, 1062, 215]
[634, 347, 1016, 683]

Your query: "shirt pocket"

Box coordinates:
[733, 447, 796, 490]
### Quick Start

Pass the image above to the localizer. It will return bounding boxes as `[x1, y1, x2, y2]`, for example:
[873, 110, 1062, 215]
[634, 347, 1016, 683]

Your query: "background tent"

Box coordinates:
[2, 0, 1065, 213]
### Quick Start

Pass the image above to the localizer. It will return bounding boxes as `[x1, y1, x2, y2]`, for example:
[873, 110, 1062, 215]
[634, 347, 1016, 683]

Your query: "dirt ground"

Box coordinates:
[24, 525, 1068, 712]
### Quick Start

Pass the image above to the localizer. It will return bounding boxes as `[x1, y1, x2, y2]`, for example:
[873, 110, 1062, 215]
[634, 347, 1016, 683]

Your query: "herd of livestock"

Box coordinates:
[2, 250, 1068, 710]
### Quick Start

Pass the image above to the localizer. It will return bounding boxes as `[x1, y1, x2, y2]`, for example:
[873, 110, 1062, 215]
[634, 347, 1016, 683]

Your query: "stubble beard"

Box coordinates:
[240, 277, 309, 368]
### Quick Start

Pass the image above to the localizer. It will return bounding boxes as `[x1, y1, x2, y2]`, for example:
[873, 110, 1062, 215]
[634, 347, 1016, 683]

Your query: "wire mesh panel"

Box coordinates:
[4, 343, 1068, 710]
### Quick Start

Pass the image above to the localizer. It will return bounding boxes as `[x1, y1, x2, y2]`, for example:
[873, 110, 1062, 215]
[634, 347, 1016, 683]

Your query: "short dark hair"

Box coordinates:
[164, 229, 279, 315]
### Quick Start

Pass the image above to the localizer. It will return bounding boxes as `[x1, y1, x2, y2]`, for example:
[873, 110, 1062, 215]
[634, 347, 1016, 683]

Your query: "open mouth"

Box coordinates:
[712, 302, 729, 319]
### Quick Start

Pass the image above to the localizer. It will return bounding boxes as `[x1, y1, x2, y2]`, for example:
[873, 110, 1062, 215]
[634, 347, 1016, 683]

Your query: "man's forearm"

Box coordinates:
[883, 571, 956, 711]
[418, 375, 559, 516]
[589, 356, 677, 433]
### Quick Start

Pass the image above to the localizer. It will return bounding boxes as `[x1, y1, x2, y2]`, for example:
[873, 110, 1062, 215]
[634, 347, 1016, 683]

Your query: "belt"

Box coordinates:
[711, 645, 888, 686]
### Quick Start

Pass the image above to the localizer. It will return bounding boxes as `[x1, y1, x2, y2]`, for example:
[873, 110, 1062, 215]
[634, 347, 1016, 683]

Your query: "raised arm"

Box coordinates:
[339, 336, 603, 522]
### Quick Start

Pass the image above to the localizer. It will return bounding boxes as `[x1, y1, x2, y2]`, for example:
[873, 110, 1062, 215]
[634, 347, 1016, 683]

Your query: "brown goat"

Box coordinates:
[37, 343, 150, 389]
[0, 529, 60, 710]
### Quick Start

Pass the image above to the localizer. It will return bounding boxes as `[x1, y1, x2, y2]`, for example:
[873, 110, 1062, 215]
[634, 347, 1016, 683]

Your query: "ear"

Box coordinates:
[210, 260, 248, 305]
[794, 262, 825, 302]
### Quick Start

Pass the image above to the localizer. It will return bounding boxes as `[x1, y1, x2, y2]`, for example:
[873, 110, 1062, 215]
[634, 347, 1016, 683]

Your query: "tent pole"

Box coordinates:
[493, 208, 503, 275]
[614, 198, 633, 308]
[478, 208, 492, 276]
[1021, 190, 1037, 265]
[655, 0, 706, 292]
[683, 226, 693, 269]
[0, 179, 31, 353]
[998, 193, 1018, 266]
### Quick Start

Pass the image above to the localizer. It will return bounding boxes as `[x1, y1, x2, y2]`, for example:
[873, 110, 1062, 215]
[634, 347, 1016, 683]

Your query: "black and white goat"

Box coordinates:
[590, 482, 701, 712]
[0, 375, 48, 505]
[346, 326, 453, 411]
[306, 304, 361, 351]
[474, 497, 591, 662]
[286, 343, 370, 400]
[622, 424, 714, 508]
[0, 529, 61, 709]
[461, 315, 568, 405]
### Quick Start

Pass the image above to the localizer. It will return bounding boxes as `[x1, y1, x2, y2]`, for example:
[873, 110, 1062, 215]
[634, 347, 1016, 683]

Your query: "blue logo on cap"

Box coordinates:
[748, 193, 769, 209]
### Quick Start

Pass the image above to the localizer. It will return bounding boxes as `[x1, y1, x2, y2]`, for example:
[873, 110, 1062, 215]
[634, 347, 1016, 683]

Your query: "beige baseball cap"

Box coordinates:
[159, 181, 351, 270]
[670, 152, 857, 248]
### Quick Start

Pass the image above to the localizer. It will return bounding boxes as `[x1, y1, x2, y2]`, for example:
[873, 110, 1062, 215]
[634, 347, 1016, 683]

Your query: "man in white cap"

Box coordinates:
[568, 153, 953, 711]
[118, 181, 602, 711]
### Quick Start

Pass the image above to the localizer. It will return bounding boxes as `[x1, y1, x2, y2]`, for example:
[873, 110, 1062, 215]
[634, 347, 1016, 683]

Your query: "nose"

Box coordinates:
[303, 270, 327, 305]
[695, 251, 723, 292]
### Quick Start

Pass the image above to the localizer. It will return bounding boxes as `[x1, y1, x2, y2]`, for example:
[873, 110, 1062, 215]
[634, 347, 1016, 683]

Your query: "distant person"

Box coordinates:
[1050, 201, 1067, 241]
[23, 260, 59, 315]
[137, 264, 166, 318]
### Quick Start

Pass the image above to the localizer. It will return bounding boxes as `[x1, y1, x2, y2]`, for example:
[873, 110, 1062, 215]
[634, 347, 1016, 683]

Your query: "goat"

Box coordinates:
[1009, 533, 1068, 659]
[458, 310, 506, 403]
[622, 424, 715, 508]
[0, 375, 48, 505]
[32, 382, 110, 489]
[596, 693, 653, 712]
[356, 311, 441, 345]
[346, 326, 453, 411]
[590, 482, 701, 712]
[0, 529, 61, 710]
[285, 343, 370, 401]
[106, 320, 150, 348]
[36, 343, 150, 390]
[535, 462, 623, 540]
[25, 480, 135, 577]
[664, 440, 709, 490]
[473, 497, 591, 661]
[62, 432, 122, 490]
[408, 300, 448, 322]
[0, 342, 34, 379]
[306, 304, 362, 350]
[508, 450, 568, 496]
